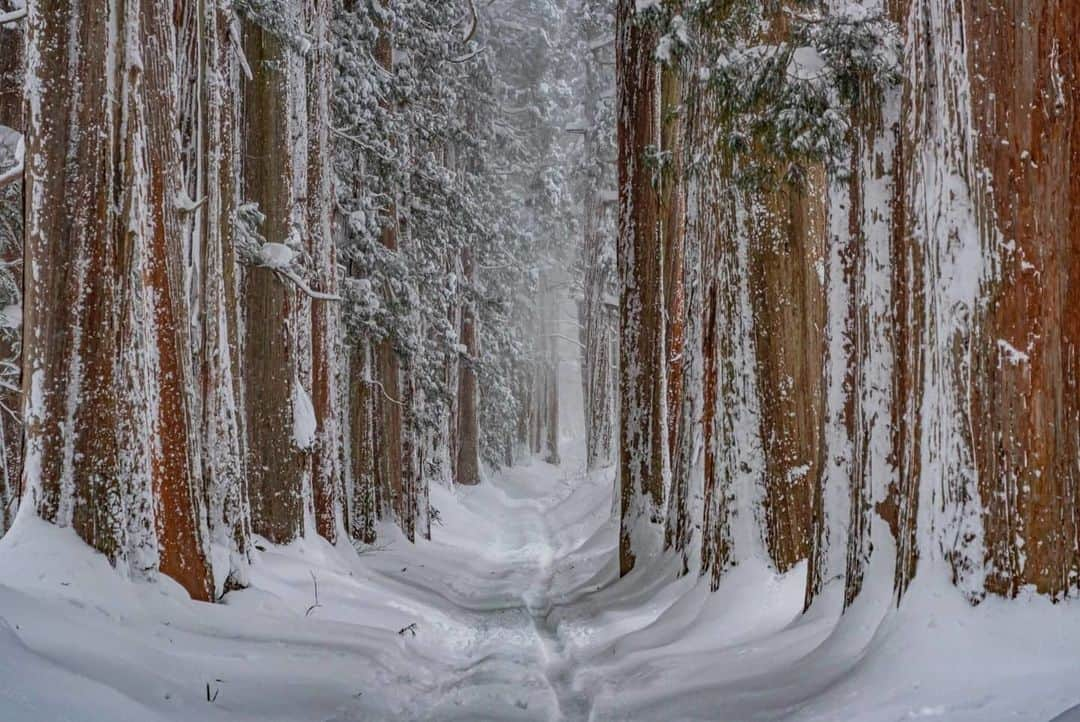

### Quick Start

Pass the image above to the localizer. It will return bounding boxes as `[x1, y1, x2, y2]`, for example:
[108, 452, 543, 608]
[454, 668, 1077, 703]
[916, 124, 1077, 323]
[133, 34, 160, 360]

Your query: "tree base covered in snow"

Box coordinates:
[1, 442, 1076, 722]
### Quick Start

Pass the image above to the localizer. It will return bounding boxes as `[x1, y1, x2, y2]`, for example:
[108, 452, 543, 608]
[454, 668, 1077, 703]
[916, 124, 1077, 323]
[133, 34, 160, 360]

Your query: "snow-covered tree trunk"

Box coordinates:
[347, 339, 378, 544]
[22, 0, 213, 601]
[892, 0, 1080, 602]
[807, 0, 1079, 611]
[0, 14, 23, 534]
[961, 0, 1079, 600]
[199, 0, 252, 591]
[581, 90, 618, 475]
[455, 248, 482, 486]
[699, 176, 766, 588]
[369, 10, 411, 540]
[305, 0, 342, 543]
[665, 55, 707, 575]
[241, 15, 308, 545]
[746, 171, 826, 573]
[659, 36, 686, 465]
[616, 0, 669, 577]
[804, 28, 900, 609]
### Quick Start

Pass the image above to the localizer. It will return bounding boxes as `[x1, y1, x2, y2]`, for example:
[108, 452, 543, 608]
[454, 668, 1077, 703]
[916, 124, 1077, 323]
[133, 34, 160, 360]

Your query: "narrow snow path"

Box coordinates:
[409, 458, 603, 721]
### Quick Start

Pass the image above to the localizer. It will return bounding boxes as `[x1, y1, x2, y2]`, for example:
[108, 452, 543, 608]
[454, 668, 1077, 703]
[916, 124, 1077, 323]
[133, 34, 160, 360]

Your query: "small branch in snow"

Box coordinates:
[304, 571, 322, 617]
[397, 623, 418, 637]
[546, 333, 585, 350]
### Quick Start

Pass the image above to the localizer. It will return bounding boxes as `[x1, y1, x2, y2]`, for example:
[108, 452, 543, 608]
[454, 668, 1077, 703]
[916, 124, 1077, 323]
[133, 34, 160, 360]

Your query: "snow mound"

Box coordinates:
[0, 443, 1078, 721]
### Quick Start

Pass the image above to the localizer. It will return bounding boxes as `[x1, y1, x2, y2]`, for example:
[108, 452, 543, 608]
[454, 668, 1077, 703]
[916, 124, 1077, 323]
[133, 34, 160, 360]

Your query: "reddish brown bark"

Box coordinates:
[142, 0, 214, 601]
[748, 175, 826, 573]
[307, 0, 341, 543]
[24, 0, 212, 600]
[660, 55, 686, 463]
[966, 0, 1080, 598]
[616, 0, 667, 577]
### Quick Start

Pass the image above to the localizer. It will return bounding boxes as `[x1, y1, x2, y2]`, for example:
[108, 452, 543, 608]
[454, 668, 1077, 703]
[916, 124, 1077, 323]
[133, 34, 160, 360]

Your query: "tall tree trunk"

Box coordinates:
[660, 49, 686, 463]
[241, 16, 307, 545]
[616, 0, 668, 577]
[892, 0, 1080, 602]
[370, 11, 411, 539]
[200, 0, 252, 591]
[348, 339, 378, 543]
[455, 249, 482, 486]
[0, 16, 23, 534]
[964, 0, 1080, 600]
[747, 174, 826, 573]
[306, 0, 342, 543]
[22, 0, 212, 601]
[581, 32, 617, 473]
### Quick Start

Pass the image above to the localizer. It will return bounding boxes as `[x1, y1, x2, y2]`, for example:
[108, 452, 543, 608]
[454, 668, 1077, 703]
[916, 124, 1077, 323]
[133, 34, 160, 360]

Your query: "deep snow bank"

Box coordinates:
[0, 446, 1078, 721]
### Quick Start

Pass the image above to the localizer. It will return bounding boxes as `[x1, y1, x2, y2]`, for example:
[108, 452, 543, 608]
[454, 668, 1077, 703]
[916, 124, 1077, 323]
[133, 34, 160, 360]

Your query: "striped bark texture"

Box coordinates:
[242, 19, 308, 545]
[23, 0, 212, 600]
[616, 0, 668, 577]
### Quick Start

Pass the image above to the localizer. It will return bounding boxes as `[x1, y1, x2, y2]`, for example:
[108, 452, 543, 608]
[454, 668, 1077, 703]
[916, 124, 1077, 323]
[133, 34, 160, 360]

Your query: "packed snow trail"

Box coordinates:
[1, 444, 1080, 721]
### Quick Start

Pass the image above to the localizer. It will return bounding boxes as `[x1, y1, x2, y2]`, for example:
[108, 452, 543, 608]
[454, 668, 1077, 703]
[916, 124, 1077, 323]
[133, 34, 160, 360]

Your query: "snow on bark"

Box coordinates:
[199, 0, 253, 593]
[617, 0, 670, 577]
[455, 249, 482, 486]
[805, 7, 900, 610]
[0, 20, 23, 535]
[305, 0, 343, 543]
[891, 0, 990, 602]
[241, 13, 309, 546]
[347, 341, 378, 544]
[20, 0, 212, 601]
[962, 0, 1080, 600]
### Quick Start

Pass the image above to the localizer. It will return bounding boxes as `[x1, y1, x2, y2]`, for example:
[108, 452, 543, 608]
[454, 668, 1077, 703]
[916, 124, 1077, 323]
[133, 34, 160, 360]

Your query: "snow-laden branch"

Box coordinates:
[257, 243, 342, 302]
[273, 266, 342, 302]
[0, 7, 27, 25]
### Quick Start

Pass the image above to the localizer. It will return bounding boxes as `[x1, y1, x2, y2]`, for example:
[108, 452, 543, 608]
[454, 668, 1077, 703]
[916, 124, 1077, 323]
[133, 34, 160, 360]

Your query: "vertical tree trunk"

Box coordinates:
[306, 0, 342, 543]
[370, 10, 411, 539]
[455, 248, 482, 486]
[348, 340, 378, 543]
[964, 0, 1080, 600]
[747, 174, 826, 573]
[616, 0, 668, 577]
[200, 0, 252, 590]
[0, 17, 23, 534]
[23, 0, 212, 601]
[660, 51, 686, 462]
[241, 17, 307, 545]
[580, 23, 617, 474]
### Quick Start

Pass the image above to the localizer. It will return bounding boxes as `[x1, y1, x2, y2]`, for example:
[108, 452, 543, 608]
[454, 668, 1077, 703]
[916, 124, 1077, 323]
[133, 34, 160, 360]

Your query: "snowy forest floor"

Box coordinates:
[1, 440, 1080, 721]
